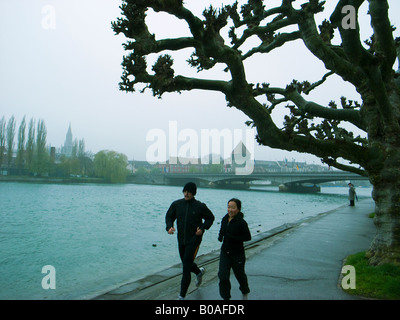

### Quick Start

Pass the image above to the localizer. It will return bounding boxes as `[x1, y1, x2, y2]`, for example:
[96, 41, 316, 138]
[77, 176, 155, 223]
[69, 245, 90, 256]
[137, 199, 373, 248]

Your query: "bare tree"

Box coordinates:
[112, 0, 400, 265]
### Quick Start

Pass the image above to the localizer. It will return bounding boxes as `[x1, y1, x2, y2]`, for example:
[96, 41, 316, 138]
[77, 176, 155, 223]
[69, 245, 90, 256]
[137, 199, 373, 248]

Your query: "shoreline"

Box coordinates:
[0, 176, 372, 196]
[0, 174, 372, 187]
[91, 202, 349, 300]
[0, 175, 106, 184]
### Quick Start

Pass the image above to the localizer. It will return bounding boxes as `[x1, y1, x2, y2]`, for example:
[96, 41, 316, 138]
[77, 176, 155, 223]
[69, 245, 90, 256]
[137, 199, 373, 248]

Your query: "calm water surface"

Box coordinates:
[0, 182, 372, 299]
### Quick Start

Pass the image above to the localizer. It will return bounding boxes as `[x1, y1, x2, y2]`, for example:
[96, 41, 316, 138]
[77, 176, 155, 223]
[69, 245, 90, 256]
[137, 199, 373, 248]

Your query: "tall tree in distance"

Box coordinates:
[16, 116, 26, 172]
[77, 138, 92, 176]
[25, 118, 36, 172]
[78, 139, 85, 159]
[0, 116, 6, 168]
[33, 119, 49, 176]
[112, 0, 400, 265]
[6, 115, 16, 169]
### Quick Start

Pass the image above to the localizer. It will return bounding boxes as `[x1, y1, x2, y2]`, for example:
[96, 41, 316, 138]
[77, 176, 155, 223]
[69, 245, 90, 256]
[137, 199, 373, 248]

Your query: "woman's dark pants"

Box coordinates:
[218, 250, 250, 300]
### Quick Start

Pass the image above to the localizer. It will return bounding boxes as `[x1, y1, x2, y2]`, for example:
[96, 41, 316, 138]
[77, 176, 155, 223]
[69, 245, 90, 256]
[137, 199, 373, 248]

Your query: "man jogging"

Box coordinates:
[165, 182, 215, 300]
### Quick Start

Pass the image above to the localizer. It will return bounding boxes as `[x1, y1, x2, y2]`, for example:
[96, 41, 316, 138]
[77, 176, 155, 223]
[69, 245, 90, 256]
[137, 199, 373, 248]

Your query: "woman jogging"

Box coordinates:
[217, 198, 251, 300]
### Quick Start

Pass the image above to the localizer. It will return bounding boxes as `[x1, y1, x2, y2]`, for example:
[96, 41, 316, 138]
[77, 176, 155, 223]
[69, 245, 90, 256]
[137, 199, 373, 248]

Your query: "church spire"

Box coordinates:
[62, 123, 73, 157]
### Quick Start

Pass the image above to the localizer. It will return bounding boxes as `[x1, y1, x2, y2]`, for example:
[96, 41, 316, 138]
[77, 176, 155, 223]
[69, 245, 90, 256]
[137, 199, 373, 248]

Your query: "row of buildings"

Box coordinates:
[129, 142, 331, 175]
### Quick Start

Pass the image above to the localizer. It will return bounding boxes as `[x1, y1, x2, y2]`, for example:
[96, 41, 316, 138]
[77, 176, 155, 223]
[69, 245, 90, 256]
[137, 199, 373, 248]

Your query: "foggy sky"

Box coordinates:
[1, 0, 399, 164]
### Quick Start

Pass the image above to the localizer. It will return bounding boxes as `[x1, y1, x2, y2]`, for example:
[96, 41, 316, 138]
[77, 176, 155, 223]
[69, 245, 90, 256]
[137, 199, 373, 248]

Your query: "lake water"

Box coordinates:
[0, 181, 373, 299]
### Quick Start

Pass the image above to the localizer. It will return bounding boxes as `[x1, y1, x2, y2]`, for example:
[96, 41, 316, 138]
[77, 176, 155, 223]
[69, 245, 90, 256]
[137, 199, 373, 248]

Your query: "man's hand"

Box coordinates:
[196, 227, 203, 236]
[168, 227, 175, 235]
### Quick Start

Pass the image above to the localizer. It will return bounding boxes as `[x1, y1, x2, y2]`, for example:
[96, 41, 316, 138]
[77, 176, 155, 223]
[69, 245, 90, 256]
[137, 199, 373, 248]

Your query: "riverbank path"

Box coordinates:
[94, 198, 376, 300]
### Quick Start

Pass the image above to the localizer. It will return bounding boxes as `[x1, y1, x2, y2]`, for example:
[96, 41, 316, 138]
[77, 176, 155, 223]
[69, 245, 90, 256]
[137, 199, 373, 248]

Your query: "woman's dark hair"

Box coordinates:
[227, 198, 242, 211]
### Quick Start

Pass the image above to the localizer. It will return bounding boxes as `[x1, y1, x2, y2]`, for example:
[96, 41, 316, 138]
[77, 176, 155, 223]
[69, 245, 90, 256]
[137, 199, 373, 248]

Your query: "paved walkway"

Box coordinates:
[94, 199, 376, 300]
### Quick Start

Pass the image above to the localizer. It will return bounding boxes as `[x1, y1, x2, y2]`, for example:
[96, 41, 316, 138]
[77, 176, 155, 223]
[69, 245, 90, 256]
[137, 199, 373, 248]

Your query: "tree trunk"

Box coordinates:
[367, 153, 400, 266]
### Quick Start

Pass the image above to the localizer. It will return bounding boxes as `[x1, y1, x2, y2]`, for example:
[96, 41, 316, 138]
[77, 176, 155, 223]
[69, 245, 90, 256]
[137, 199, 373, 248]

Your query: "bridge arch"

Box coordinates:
[161, 172, 369, 193]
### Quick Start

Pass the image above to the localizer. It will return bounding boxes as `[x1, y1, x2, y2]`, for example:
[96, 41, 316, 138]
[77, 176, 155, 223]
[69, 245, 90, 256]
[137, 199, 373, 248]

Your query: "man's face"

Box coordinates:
[183, 190, 194, 201]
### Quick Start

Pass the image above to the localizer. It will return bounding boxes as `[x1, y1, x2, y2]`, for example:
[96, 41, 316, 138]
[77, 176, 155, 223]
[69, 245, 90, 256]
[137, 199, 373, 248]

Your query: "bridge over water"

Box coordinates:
[161, 171, 369, 193]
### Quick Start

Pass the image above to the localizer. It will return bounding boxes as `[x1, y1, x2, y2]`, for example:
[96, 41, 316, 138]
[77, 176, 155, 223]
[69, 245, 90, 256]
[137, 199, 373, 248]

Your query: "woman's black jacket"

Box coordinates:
[218, 212, 251, 255]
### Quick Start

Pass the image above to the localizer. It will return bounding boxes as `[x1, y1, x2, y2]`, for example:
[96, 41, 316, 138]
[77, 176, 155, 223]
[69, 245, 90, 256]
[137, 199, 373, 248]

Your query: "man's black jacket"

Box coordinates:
[165, 198, 215, 245]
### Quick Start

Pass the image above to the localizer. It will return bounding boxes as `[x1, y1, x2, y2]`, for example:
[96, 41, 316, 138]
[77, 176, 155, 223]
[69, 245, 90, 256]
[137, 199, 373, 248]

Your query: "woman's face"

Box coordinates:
[228, 201, 239, 218]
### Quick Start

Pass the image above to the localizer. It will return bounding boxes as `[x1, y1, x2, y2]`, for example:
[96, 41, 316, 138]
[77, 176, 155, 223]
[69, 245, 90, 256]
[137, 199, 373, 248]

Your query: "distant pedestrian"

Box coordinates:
[165, 182, 215, 300]
[348, 183, 358, 206]
[218, 198, 251, 300]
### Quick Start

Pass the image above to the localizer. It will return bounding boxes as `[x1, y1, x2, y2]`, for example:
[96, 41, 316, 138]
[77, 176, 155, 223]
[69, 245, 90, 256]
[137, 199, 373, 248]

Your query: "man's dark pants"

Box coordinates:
[178, 236, 201, 297]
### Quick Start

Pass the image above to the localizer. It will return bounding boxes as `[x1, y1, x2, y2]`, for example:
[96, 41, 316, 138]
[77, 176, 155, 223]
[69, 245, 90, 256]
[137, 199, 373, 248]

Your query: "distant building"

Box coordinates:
[61, 123, 73, 157]
[130, 140, 331, 175]
[228, 141, 252, 173]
